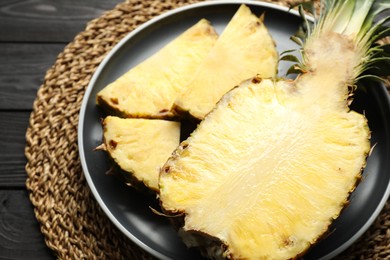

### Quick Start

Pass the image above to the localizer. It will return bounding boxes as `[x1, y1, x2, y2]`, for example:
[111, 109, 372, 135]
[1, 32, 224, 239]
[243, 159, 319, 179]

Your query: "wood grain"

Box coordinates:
[0, 190, 54, 260]
[0, 111, 30, 188]
[0, 0, 123, 43]
[0, 43, 66, 110]
[0, 1, 131, 259]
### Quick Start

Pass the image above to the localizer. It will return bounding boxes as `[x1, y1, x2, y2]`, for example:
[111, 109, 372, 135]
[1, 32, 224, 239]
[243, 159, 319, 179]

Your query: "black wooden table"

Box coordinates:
[2, 1, 389, 259]
[0, 1, 122, 259]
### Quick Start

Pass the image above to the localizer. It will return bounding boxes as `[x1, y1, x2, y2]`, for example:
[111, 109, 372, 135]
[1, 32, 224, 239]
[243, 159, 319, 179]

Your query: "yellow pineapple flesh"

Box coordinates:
[96, 19, 218, 119]
[160, 76, 369, 259]
[102, 116, 180, 191]
[158, 0, 389, 258]
[173, 4, 278, 120]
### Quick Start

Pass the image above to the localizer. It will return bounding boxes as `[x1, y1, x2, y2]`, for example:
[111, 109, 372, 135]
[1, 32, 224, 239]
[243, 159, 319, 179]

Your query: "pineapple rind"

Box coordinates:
[103, 116, 180, 191]
[160, 76, 370, 259]
[96, 19, 218, 119]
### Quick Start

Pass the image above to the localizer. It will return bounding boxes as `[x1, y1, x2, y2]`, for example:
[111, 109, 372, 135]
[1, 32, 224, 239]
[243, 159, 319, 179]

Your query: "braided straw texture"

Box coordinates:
[25, 0, 389, 259]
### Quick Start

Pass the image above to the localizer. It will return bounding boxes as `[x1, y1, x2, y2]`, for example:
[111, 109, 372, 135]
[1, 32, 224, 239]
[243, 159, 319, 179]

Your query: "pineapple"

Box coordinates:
[101, 116, 180, 191]
[173, 4, 278, 120]
[96, 19, 218, 119]
[159, 1, 390, 259]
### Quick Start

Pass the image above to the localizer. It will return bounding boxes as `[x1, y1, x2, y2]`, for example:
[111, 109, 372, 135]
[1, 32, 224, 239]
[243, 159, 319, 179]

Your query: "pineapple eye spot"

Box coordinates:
[159, 109, 169, 114]
[282, 236, 296, 247]
[251, 76, 262, 84]
[110, 97, 119, 105]
[163, 166, 170, 173]
[248, 21, 261, 32]
[109, 140, 117, 149]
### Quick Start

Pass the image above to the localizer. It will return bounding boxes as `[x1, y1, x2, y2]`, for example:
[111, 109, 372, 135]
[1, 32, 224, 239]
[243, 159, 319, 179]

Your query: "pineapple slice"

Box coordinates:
[159, 1, 389, 259]
[102, 116, 180, 191]
[173, 4, 278, 120]
[160, 77, 370, 259]
[96, 19, 218, 119]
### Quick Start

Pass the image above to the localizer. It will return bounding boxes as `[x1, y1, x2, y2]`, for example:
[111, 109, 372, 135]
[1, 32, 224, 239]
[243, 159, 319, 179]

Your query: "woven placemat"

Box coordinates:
[25, 0, 389, 259]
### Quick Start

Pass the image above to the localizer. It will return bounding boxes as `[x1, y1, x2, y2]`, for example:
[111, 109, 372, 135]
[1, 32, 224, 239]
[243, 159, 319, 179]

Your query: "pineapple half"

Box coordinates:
[173, 4, 278, 120]
[101, 116, 180, 191]
[96, 19, 218, 119]
[159, 0, 390, 259]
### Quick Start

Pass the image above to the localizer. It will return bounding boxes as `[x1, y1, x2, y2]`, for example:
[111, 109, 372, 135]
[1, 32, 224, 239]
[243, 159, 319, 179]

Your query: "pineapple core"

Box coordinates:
[159, 76, 370, 259]
[173, 4, 278, 120]
[103, 116, 180, 191]
[96, 19, 218, 119]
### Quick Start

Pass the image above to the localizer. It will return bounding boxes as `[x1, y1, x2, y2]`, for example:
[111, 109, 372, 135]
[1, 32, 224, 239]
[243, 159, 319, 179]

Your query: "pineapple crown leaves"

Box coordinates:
[280, 1, 315, 75]
[281, 0, 390, 79]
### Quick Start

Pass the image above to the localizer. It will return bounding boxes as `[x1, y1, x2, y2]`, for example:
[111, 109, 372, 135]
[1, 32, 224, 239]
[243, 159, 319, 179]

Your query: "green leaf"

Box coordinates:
[290, 35, 304, 46]
[280, 55, 301, 63]
[292, 0, 319, 16]
[356, 74, 386, 82]
[280, 49, 298, 56]
[299, 5, 312, 36]
[364, 55, 390, 76]
[294, 26, 307, 41]
[286, 65, 304, 76]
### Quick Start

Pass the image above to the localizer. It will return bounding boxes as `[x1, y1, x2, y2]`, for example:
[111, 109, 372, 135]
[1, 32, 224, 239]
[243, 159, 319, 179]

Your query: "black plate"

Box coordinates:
[78, 1, 390, 259]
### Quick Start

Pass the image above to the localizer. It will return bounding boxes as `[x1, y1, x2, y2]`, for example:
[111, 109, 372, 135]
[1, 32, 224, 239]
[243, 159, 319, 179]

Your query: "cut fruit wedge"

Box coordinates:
[101, 116, 180, 191]
[173, 4, 278, 120]
[96, 19, 218, 119]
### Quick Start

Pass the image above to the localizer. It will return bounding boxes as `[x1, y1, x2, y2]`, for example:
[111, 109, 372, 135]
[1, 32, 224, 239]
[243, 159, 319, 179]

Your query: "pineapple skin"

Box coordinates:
[159, 76, 370, 260]
[172, 4, 278, 120]
[102, 116, 180, 191]
[96, 19, 218, 120]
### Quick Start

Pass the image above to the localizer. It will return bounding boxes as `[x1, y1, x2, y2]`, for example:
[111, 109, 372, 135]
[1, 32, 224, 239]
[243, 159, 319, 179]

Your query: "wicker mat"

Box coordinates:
[24, 0, 389, 259]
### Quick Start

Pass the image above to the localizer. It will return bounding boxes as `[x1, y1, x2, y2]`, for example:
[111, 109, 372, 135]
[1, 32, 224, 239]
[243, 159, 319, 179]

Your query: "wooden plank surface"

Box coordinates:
[1, 1, 389, 260]
[0, 0, 123, 43]
[0, 0, 124, 259]
[0, 190, 54, 259]
[0, 111, 30, 188]
[0, 43, 66, 110]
